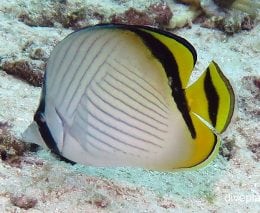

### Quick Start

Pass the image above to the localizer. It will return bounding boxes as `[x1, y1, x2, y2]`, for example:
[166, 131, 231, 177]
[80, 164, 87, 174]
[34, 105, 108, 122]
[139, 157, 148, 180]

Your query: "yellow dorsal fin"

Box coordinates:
[185, 61, 235, 133]
[141, 29, 197, 88]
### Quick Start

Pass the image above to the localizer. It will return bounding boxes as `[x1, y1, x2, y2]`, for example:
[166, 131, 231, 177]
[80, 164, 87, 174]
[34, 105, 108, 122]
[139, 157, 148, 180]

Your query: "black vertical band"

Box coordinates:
[131, 29, 196, 138]
[204, 69, 219, 128]
[34, 94, 75, 164]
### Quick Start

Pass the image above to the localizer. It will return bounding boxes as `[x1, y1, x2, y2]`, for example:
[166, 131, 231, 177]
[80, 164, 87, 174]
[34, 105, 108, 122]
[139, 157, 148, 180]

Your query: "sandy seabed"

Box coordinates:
[0, 0, 259, 212]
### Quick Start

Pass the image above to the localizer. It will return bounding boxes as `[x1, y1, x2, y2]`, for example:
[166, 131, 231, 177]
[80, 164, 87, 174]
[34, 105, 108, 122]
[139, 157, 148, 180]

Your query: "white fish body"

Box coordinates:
[23, 24, 234, 171]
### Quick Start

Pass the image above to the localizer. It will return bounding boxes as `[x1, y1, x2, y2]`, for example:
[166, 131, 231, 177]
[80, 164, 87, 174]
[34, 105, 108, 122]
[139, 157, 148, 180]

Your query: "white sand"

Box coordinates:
[0, 0, 259, 212]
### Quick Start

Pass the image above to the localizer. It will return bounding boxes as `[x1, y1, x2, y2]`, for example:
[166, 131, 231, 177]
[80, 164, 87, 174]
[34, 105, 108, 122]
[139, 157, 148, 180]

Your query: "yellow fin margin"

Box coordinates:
[185, 61, 235, 133]
[208, 61, 235, 133]
[141, 29, 196, 88]
[184, 113, 220, 169]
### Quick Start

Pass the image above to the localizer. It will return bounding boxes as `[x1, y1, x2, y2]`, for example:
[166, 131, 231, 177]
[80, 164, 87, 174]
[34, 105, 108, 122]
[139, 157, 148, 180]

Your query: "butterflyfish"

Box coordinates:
[23, 24, 235, 171]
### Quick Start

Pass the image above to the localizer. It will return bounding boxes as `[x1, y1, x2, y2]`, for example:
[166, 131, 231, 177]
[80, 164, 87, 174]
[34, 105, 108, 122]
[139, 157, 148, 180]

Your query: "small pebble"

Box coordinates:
[30, 48, 46, 60]
[10, 194, 38, 210]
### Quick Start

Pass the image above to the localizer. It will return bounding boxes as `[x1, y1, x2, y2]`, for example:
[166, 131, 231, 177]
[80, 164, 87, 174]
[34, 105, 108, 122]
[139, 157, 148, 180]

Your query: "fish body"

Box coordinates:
[23, 24, 235, 171]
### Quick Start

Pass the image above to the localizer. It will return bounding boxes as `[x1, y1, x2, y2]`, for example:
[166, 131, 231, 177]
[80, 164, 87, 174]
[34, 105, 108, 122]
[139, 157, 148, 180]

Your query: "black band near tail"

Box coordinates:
[132, 29, 196, 139]
[204, 69, 219, 128]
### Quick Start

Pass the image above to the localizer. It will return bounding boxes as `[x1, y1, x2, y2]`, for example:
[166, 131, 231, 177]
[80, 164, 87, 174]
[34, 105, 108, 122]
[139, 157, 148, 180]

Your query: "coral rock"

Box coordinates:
[10, 194, 37, 210]
[111, 2, 172, 27]
[1, 60, 44, 87]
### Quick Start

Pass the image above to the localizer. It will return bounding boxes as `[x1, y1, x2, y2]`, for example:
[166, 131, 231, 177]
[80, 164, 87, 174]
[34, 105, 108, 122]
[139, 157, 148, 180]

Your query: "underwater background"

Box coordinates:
[0, 0, 259, 212]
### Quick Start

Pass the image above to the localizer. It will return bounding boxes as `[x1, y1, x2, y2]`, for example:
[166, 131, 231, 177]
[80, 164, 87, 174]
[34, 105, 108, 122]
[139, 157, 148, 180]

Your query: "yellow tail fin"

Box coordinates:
[185, 61, 235, 133]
